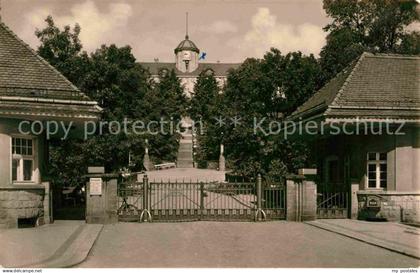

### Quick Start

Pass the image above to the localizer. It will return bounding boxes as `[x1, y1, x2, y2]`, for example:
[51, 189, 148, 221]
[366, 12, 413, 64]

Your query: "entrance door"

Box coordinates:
[317, 156, 348, 219]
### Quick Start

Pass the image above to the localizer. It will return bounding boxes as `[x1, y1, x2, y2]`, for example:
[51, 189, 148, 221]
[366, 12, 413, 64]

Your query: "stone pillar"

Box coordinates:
[85, 167, 118, 224]
[42, 182, 51, 224]
[286, 176, 300, 221]
[286, 173, 317, 221]
[219, 143, 225, 172]
[350, 179, 360, 219]
[301, 180, 317, 221]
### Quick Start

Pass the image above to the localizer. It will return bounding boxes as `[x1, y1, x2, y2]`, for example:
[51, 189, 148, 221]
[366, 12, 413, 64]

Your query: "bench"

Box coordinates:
[154, 162, 176, 170]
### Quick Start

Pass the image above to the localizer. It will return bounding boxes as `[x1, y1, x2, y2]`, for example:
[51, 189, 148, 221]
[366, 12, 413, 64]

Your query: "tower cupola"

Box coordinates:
[175, 12, 200, 73]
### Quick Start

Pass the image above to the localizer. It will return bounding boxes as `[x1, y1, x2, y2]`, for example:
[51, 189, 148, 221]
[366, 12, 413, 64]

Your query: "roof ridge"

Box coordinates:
[0, 21, 91, 100]
[366, 52, 420, 59]
[328, 52, 367, 108]
[199, 63, 242, 65]
[139, 62, 241, 65]
[139, 62, 175, 64]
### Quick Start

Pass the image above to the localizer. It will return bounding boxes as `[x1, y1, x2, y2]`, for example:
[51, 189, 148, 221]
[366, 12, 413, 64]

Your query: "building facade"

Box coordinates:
[140, 34, 240, 97]
[289, 52, 420, 222]
[0, 22, 101, 228]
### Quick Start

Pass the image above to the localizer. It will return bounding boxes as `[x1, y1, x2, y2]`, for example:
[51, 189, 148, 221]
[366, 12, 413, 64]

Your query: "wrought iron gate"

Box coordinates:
[118, 174, 286, 222]
[317, 191, 348, 219]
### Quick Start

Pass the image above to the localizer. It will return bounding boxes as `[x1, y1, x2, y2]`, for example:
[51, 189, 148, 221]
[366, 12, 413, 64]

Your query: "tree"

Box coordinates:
[189, 70, 221, 123]
[272, 51, 322, 114]
[209, 49, 321, 179]
[35, 15, 85, 85]
[146, 69, 187, 122]
[142, 69, 188, 163]
[36, 16, 186, 185]
[320, 0, 420, 80]
[188, 70, 224, 166]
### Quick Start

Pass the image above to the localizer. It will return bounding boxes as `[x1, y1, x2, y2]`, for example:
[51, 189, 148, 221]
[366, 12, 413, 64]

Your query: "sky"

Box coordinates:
[1, 0, 330, 63]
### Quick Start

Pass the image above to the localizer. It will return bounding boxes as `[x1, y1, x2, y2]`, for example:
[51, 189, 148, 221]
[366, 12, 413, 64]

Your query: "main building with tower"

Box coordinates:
[139, 15, 240, 168]
[139, 16, 240, 97]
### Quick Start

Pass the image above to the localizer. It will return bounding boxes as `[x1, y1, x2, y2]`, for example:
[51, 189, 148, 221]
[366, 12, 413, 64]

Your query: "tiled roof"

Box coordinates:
[0, 100, 101, 121]
[0, 21, 101, 120]
[140, 62, 240, 77]
[174, 35, 200, 54]
[289, 52, 420, 121]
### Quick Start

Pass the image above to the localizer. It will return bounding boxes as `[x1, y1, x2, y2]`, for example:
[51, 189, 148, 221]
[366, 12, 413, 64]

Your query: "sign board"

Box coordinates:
[367, 196, 381, 208]
[89, 177, 103, 196]
[88, 166, 105, 174]
[298, 168, 317, 176]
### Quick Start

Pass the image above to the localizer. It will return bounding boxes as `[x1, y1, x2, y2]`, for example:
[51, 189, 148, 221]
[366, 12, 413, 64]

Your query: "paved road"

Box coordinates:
[78, 222, 419, 268]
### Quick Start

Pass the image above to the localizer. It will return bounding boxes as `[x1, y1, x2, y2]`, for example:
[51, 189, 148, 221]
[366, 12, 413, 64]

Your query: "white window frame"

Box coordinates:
[11, 136, 37, 184]
[366, 152, 387, 189]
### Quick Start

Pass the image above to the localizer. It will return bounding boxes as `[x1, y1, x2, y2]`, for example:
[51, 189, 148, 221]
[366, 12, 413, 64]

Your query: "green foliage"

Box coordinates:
[35, 15, 84, 85]
[38, 1, 420, 184]
[193, 49, 320, 180]
[188, 71, 223, 163]
[265, 160, 288, 182]
[321, 0, 420, 80]
[144, 69, 188, 163]
[36, 16, 185, 186]
[146, 69, 187, 122]
[189, 70, 221, 123]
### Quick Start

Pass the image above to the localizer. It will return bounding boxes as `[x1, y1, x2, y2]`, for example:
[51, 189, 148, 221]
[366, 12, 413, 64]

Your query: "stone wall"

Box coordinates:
[0, 188, 45, 228]
[357, 191, 420, 223]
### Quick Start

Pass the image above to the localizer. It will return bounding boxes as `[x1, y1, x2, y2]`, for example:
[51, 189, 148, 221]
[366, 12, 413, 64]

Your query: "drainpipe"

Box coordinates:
[394, 134, 397, 191]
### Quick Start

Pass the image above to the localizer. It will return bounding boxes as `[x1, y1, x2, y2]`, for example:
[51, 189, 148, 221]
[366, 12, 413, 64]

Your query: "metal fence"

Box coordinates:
[317, 191, 348, 219]
[117, 180, 144, 222]
[118, 175, 286, 222]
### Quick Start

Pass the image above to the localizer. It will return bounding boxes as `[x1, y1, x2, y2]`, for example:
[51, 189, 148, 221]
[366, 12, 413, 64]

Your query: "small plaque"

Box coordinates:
[367, 196, 381, 208]
[90, 177, 103, 195]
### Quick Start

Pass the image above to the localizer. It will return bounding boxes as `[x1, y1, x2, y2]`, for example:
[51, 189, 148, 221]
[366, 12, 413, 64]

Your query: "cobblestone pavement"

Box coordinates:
[79, 221, 420, 268]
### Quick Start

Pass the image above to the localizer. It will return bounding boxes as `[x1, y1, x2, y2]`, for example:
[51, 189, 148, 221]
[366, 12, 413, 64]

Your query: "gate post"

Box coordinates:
[140, 174, 152, 222]
[286, 171, 317, 222]
[200, 182, 204, 210]
[85, 167, 118, 224]
[255, 174, 266, 221]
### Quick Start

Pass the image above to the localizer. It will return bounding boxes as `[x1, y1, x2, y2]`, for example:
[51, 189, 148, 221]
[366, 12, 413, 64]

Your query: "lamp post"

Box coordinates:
[143, 138, 153, 171]
[219, 132, 225, 171]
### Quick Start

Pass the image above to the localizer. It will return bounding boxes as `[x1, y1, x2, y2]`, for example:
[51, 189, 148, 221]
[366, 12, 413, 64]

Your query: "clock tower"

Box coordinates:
[175, 13, 200, 73]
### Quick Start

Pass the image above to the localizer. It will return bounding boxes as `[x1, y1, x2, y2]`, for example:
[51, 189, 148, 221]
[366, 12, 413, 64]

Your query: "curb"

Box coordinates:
[24, 224, 103, 268]
[305, 221, 420, 260]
